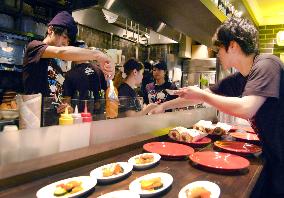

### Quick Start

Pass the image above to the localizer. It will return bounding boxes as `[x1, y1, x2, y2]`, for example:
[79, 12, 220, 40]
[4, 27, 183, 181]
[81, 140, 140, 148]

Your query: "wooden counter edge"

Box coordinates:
[0, 133, 165, 190]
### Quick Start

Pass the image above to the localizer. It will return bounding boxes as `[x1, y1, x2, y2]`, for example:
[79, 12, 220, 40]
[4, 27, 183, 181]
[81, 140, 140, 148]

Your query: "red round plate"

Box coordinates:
[230, 132, 259, 141]
[143, 142, 194, 157]
[214, 141, 262, 154]
[187, 137, 212, 146]
[190, 151, 250, 170]
[230, 125, 255, 133]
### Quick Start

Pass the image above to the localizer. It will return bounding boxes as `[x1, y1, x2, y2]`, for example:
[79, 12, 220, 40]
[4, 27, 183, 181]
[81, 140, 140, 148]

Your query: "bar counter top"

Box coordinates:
[0, 134, 263, 198]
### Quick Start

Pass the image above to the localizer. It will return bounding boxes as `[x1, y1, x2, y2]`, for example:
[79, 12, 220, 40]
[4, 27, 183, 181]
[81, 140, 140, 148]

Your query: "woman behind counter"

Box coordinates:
[114, 58, 157, 117]
[145, 61, 177, 110]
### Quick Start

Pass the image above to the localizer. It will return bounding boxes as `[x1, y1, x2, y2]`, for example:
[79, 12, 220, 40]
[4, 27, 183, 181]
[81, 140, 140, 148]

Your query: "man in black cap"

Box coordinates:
[145, 61, 177, 105]
[23, 11, 114, 114]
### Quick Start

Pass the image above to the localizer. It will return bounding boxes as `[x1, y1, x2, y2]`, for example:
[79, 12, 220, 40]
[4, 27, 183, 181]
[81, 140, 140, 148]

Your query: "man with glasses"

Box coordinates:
[150, 16, 284, 197]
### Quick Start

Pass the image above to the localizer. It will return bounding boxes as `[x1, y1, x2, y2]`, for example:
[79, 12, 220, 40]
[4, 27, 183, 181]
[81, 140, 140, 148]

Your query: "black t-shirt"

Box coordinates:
[23, 40, 64, 101]
[141, 71, 154, 104]
[118, 83, 142, 113]
[145, 81, 178, 104]
[63, 63, 107, 100]
[210, 54, 284, 193]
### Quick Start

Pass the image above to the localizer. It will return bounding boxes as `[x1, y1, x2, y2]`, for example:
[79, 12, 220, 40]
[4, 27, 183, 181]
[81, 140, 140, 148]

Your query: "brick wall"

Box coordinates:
[259, 24, 284, 57]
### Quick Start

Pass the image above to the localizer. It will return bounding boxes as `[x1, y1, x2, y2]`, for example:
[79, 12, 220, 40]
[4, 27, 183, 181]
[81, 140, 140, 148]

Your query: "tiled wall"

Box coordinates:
[259, 24, 284, 57]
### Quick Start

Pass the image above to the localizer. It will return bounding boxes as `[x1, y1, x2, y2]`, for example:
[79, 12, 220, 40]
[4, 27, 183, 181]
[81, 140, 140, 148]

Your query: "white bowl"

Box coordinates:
[90, 162, 133, 183]
[0, 109, 19, 119]
[129, 172, 173, 197]
[178, 180, 220, 198]
[128, 153, 161, 170]
[36, 176, 97, 198]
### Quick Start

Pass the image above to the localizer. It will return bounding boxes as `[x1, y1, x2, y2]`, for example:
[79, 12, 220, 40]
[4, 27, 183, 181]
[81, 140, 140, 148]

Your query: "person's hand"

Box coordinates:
[102, 62, 115, 80]
[56, 103, 73, 114]
[148, 104, 165, 115]
[174, 86, 205, 102]
[97, 53, 115, 80]
[143, 103, 158, 114]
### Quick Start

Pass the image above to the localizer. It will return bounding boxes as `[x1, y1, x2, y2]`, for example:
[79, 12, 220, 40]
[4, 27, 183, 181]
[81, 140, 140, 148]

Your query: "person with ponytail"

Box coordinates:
[114, 58, 157, 117]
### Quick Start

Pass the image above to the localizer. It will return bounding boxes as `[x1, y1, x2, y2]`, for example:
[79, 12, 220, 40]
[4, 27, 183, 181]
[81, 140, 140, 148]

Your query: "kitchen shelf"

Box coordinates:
[0, 64, 23, 73]
[0, 27, 44, 41]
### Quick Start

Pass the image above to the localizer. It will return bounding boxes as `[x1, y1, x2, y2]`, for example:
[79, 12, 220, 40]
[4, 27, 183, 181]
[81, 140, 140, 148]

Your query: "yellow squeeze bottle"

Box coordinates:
[59, 107, 73, 125]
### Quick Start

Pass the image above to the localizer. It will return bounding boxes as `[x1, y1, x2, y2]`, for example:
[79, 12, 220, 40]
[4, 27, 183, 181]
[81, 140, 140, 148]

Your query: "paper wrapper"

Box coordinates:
[168, 127, 182, 141]
[180, 129, 207, 143]
[193, 120, 215, 134]
[212, 122, 232, 135]
[17, 94, 42, 129]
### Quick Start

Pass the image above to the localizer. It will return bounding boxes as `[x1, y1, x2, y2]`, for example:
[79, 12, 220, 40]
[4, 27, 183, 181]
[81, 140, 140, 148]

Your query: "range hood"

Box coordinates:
[72, 0, 255, 46]
[95, 0, 223, 46]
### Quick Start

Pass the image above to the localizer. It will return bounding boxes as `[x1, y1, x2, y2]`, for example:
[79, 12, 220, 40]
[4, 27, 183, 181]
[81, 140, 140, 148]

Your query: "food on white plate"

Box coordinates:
[193, 120, 215, 134]
[165, 89, 177, 95]
[53, 180, 83, 196]
[185, 186, 211, 198]
[102, 164, 124, 177]
[135, 154, 154, 164]
[140, 177, 163, 191]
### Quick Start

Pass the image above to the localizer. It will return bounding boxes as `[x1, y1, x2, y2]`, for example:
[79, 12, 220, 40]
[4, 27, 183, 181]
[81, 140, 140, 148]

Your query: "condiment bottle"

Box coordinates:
[81, 101, 92, 122]
[105, 80, 119, 119]
[59, 107, 73, 125]
[71, 105, 82, 124]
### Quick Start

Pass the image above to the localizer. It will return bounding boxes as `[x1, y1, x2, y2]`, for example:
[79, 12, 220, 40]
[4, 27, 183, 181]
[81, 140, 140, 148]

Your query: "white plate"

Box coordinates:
[128, 153, 161, 169]
[97, 190, 140, 198]
[178, 181, 220, 198]
[90, 162, 133, 183]
[36, 176, 97, 198]
[129, 172, 173, 197]
[165, 89, 177, 95]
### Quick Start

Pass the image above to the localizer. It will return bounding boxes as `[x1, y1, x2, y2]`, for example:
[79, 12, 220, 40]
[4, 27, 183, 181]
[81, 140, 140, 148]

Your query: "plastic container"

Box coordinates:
[71, 105, 82, 124]
[81, 101, 92, 122]
[59, 107, 73, 125]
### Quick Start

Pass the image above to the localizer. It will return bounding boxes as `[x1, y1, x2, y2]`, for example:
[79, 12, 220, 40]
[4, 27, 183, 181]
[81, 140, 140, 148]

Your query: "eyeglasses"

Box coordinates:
[212, 46, 220, 53]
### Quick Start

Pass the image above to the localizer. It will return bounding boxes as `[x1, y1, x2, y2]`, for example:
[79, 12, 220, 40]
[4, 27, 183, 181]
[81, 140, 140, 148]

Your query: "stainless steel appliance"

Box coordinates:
[182, 58, 216, 89]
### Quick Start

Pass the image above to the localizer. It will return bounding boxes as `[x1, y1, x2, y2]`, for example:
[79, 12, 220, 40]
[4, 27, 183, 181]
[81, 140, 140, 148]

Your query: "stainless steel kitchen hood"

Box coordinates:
[96, 0, 223, 46]
[72, 0, 255, 46]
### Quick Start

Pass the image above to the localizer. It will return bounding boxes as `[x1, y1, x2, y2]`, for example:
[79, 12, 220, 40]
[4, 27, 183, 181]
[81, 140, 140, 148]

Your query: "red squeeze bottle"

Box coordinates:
[81, 101, 92, 122]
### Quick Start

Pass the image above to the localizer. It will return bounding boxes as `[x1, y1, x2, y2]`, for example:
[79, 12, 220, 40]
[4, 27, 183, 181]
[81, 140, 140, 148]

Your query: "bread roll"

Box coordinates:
[168, 127, 183, 141]
[180, 129, 207, 143]
[193, 120, 214, 134]
[212, 122, 232, 135]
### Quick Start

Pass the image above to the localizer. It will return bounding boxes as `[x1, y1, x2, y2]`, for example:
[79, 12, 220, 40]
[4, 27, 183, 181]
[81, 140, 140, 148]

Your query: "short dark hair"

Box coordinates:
[46, 25, 75, 45]
[153, 60, 167, 71]
[213, 17, 259, 55]
[123, 58, 144, 75]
